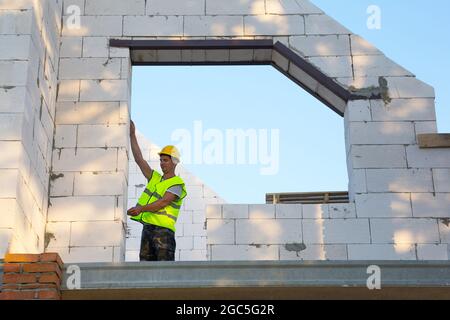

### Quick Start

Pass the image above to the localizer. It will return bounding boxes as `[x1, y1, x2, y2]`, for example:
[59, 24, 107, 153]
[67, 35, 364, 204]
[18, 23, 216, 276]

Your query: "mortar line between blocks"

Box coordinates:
[363, 169, 368, 193]
[302, 15, 306, 35]
[234, 219, 236, 245]
[300, 217, 304, 244]
[430, 168, 436, 197]
[77, 80, 81, 102]
[182, 15, 185, 37]
[121, 15, 124, 37]
[345, 244, 349, 260]
[409, 192, 414, 218]
[414, 243, 418, 260]
[436, 219, 443, 244]
[72, 171, 75, 196]
[68, 221, 73, 250]
[75, 124, 79, 155]
[348, 34, 355, 80]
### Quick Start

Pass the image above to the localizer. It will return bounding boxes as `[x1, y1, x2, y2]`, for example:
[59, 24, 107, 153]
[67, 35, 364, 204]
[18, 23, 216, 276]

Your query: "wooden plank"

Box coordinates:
[418, 134, 450, 148]
[266, 191, 349, 204]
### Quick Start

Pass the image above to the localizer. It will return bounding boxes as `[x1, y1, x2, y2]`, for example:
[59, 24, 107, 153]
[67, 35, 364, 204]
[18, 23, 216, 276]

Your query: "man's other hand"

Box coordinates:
[130, 120, 136, 136]
[127, 206, 142, 216]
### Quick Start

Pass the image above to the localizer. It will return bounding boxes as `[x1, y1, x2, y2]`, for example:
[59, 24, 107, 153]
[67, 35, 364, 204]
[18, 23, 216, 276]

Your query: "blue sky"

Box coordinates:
[131, 0, 449, 204]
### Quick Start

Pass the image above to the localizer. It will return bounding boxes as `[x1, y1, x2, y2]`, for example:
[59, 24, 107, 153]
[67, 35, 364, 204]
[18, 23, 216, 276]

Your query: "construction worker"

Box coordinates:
[127, 120, 187, 261]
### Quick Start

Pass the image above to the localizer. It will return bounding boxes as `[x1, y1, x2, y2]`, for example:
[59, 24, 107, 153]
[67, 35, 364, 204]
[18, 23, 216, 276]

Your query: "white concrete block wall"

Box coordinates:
[208, 204, 364, 261]
[207, 204, 448, 260]
[45, 0, 131, 262]
[68, 0, 449, 262]
[370, 99, 436, 121]
[365, 169, 434, 193]
[59, 58, 122, 80]
[433, 169, 450, 193]
[125, 132, 227, 261]
[344, 96, 448, 260]
[0, 0, 63, 257]
[85, 0, 146, 15]
[348, 244, 416, 260]
[0, 9, 32, 256]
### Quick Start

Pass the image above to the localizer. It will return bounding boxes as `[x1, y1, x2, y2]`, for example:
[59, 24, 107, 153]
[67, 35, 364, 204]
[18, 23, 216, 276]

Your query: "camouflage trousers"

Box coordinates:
[139, 223, 176, 261]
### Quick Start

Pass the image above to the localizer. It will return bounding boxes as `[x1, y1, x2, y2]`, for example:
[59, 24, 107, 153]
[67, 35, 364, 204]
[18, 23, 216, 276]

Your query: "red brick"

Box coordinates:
[39, 273, 61, 286]
[4, 254, 40, 263]
[40, 253, 64, 269]
[2, 284, 20, 290]
[0, 291, 37, 300]
[3, 273, 37, 284]
[3, 263, 22, 273]
[38, 290, 61, 300]
[20, 283, 60, 290]
[2, 283, 53, 290]
[22, 262, 62, 277]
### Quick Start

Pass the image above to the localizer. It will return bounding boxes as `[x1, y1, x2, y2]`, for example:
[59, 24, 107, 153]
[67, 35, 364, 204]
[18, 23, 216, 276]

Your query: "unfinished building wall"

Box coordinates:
[0, 0, 448, 262]
[44, 0, 132, 263]
[0, 0, 62, 257]
[344, 97, 449, 260]
[207, 201, 449, 261]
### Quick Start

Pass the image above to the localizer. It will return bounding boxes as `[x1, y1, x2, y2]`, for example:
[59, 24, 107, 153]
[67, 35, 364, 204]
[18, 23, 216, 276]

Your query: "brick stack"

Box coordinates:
[0, 253, 63, 300]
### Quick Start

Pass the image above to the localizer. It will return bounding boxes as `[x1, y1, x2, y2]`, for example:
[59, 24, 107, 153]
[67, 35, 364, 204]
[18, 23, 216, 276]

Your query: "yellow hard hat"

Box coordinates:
[158, 145, 181, 160]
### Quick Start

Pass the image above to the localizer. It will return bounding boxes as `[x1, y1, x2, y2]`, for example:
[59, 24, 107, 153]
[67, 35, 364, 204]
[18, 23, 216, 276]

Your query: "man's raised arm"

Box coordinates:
[130, 120, 153, 180]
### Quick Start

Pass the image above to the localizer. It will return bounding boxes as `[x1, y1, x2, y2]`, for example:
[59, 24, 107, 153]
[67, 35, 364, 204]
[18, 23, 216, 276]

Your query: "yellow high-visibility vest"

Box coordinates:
[131, 170, 187, 232]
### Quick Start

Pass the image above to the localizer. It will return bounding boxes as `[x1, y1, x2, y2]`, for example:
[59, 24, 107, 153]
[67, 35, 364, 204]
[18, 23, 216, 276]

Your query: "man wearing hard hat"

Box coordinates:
[127, 120, 187, 261]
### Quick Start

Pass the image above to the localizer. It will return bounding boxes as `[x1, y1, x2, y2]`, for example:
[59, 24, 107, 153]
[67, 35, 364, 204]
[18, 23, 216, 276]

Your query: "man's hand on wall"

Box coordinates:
[130, 120, 136, 136]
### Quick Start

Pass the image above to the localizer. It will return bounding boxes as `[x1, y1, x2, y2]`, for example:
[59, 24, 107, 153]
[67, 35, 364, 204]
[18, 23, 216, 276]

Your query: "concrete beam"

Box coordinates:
[418, 134, 450, 148]
[54, 260, 450, 299]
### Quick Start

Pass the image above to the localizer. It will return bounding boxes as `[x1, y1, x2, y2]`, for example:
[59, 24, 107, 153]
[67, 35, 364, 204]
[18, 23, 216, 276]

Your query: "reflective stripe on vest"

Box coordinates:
[131, 170, 187, 232]
[153, 210, 178, 222]
[150, 192, 181, 209]
[143, 189, 153, 197]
